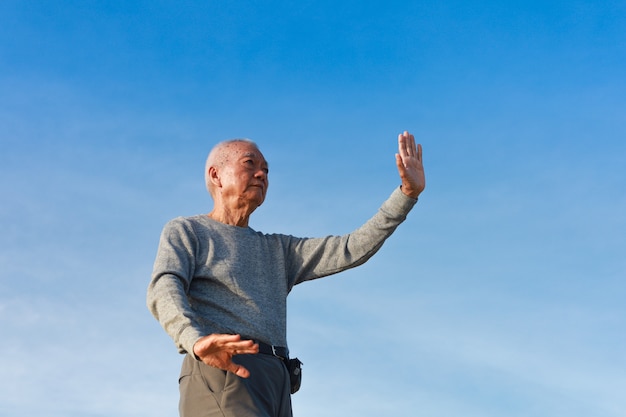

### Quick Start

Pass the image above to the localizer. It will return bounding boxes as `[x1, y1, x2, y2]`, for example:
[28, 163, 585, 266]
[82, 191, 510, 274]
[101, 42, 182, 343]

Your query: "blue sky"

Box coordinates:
[1, 1, 625, 416]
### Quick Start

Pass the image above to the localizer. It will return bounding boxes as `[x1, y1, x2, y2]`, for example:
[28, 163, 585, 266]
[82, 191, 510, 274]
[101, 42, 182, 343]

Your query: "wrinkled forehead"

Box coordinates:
[230, 142, 267, 164]
[209, 140, 267, 167]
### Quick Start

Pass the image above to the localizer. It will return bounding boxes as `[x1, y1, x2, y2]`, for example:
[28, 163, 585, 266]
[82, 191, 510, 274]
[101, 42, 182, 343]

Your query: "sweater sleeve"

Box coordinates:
[146, 218, 205, 355]
[287, 187, 417, 287]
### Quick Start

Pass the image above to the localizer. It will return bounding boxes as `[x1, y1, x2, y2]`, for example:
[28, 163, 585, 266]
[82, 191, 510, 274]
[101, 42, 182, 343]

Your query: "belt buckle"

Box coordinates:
[271, 345, 282, 359]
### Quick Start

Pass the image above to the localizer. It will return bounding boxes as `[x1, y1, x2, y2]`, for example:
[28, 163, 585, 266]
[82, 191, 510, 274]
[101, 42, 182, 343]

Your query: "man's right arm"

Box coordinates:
[147, 218, 205, 355]
[147, 219, 258, 377]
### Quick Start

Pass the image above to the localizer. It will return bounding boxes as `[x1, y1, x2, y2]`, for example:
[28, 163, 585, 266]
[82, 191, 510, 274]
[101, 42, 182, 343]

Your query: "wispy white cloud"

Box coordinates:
[0, 295, 180, 417]
[285, 281, 626, 417]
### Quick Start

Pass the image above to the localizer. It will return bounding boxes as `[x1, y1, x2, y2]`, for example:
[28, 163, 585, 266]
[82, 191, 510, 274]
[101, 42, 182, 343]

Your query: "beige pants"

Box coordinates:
[179, 354, 293, 417]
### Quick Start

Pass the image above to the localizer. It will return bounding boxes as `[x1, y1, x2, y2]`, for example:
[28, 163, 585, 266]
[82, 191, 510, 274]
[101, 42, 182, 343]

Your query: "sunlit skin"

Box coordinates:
[206, 141, 269, 228]
[396, 131, 425, 199]
[193, 132, 425, 378]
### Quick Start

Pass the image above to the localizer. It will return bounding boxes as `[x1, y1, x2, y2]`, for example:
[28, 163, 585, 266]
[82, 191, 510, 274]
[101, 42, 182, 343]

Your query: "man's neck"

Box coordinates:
[207, 206, 251, 228]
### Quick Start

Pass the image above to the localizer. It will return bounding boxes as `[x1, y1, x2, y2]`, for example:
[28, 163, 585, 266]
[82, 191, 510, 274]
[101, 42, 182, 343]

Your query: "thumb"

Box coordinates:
[395, 153, 406, 172]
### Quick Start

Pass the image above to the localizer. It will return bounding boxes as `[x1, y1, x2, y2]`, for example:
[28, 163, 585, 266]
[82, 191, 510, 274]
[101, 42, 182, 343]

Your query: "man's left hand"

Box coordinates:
[395, 131, 426, 199]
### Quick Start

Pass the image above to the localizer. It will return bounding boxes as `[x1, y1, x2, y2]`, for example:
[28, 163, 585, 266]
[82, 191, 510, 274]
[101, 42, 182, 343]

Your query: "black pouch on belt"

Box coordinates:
[284, 358, 303, 394]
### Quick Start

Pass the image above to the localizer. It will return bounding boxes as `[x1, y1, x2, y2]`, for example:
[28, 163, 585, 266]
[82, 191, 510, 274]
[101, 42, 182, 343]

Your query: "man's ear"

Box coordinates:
[208, 166, 221, 189]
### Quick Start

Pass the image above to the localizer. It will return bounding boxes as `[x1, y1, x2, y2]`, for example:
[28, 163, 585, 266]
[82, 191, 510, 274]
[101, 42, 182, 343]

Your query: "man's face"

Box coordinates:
[218, 142, 269, 209]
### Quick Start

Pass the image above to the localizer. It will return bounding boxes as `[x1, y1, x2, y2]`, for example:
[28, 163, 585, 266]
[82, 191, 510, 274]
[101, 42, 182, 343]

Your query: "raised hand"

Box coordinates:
[395, 131, 425, 199]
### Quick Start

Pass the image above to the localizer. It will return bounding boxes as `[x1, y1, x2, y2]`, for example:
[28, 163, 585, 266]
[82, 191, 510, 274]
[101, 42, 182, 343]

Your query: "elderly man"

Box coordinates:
[147, 131, 425, 417]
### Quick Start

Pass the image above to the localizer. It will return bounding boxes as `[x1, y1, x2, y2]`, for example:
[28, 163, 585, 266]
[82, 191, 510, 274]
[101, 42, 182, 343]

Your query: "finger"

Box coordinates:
[214, 334, 243, 345]
[417, 143, 423, 162]
[231, 342, 259, 355]
[230, 363, 251, 378]
[405, 131, 416, 156]
[398, 133, 406, 157]
[220, 335, 254, 349]
[399, 131, 416, 157]
[395, 153, 405, 172]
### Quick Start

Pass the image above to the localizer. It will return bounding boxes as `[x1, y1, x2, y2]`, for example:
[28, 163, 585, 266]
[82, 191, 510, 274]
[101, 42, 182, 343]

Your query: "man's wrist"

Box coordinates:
[400, 184, 420, 199]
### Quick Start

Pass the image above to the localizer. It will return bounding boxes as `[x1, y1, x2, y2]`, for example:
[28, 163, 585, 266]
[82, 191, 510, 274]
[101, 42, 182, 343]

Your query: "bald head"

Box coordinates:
[204, 138, 260, 196]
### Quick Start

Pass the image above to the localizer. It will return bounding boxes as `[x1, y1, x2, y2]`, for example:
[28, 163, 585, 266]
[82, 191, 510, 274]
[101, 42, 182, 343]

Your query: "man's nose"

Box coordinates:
[254, 168, 267, 180]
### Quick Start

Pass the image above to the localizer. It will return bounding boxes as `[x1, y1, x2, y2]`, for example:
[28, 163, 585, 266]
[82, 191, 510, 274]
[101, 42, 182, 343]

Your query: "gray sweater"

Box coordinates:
[147, 187, 416, 355]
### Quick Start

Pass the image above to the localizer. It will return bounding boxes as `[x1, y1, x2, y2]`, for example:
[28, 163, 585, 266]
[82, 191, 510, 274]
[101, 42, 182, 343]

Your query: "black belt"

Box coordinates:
[255, 340, 289, 360]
